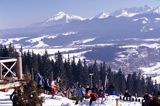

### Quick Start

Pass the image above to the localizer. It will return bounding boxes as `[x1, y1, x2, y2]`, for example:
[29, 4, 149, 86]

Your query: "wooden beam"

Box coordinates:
[0, 58, 17, 63]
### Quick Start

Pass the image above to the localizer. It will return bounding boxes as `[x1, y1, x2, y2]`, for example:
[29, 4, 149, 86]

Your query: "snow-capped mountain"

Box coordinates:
[1, 5, 160, 80]
[94, 12, 110, 19]
[1, 5, 160, 47]
[30, 12, 86, 27]
[111, 5, 152, 16]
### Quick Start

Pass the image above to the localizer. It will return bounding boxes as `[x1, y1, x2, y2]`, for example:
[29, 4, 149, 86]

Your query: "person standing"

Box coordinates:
[150, 91, 160, 106]
[44, 78, 51, 94]
[75, 83, 84, 105]
[10, 88, 18, 106]
[89, 89, 98, 106]
[51, 80, 57, 98]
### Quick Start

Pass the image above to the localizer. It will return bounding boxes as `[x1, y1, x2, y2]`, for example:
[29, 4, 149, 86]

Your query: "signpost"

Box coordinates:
[89, 73, 93, 89]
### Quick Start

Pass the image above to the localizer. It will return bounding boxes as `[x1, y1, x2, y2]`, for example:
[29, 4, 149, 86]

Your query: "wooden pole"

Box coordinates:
[116, 98, 118, 106]
[16, 52, 23, 79]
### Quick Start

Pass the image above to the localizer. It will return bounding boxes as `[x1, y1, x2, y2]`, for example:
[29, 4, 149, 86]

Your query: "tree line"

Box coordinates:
[0, 44, 158, 96]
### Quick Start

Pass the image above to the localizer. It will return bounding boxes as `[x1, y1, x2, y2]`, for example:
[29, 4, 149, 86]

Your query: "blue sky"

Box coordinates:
[0, 0, 160, 29]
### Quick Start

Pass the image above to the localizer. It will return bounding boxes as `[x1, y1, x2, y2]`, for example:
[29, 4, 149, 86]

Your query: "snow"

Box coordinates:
[119, 45, 138, 49]
[46, 12, 85, 23]
[26, 34, 57, 48]
[152, 6, 160, 14]
[149, 28, 154, 31]
[27, 35, 47, 43]
[140, 43, 160, 49]
[62, 32, 77, 36]
[139, 62, 160, 75]
[139, 62, 160, 83]
[47, 12, 68, 22]
[82, 38, 96, 44]
[143, 38, 160, 41]
[0, 89, 142, 106]
[133, 17, 149, 22]
[116, 10, 137, 17]
[142, 20, 147, 24]
[155, 18, 160, 21]
[23, 47, 78, 55]
[70, 38, 96, 46]
[94, 12, 110, 19]
[98, 13, 110, 19]
[0, 37, 27, 45]
[62, 50, 91, 63]
[27, 35, 49, 48]
[33, 41, 49, 48]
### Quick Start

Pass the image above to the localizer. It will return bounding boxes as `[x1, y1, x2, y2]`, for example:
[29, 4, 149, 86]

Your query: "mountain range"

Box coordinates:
[1, 5, 160, 80]
[1, 5, 160, 47]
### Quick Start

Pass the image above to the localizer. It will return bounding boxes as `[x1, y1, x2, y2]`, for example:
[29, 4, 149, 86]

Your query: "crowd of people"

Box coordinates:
[35, 73, 104, 105]
[36, 73, 160, 106]
[9, 73, 160, 106]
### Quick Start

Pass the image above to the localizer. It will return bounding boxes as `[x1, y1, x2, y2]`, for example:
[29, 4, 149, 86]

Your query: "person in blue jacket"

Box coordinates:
[75, 83, 84, 105]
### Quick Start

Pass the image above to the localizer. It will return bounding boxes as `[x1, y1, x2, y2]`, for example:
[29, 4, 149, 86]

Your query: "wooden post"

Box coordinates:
[116, 98, 118, 106]
[16, 52, 23, 79]
[0, 63, 2, 80]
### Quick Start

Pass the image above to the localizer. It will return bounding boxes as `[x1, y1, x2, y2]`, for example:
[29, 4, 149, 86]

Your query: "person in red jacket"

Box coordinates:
[150, 91, 160, 106]
[51, 80, 57, 97]
[89, 89, 98, 106]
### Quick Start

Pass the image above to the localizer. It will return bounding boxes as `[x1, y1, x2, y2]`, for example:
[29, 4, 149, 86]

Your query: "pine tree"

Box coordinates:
[54, 51, 65, 84]
[116, 69, 126, 94]
[14, 74, 43, 106]
[71, 56, 77, 83]
[92, 60, 100, 86]
[82, 59, 89, 85]
[99, 62, 106, 86]
[126, 74, 133, 95]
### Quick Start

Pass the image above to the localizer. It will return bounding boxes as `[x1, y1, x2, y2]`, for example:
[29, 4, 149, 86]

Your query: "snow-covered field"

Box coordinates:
[139, 62, 160, 83]
[0, 89, 142, 106]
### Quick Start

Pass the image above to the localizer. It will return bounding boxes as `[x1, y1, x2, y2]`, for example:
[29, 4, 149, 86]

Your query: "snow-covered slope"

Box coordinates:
[0, 89, 142, 106]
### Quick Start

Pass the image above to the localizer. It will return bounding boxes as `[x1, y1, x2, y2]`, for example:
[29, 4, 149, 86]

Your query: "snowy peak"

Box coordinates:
[111, 5, 153, 17]
[46, 12, 68, 22]
[118, 10, 137, 17]
[46, 11, 85, 23]
[94, 12, 110, 19]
